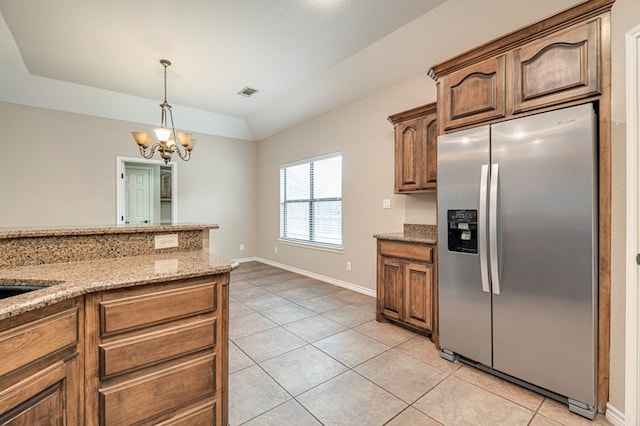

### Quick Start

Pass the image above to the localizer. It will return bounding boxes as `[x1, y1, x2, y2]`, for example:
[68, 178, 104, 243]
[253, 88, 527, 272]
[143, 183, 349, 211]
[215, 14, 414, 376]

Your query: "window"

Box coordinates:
[280, 152, 342, 249]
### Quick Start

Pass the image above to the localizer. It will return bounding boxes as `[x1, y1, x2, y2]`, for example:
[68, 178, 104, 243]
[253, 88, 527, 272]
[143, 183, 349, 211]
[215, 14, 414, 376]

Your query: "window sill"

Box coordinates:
[278, 239, 344, 254]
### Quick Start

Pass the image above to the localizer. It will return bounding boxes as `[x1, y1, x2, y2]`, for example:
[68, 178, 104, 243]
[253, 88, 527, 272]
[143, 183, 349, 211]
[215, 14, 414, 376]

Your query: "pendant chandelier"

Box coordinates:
[131, 59, 196, 164]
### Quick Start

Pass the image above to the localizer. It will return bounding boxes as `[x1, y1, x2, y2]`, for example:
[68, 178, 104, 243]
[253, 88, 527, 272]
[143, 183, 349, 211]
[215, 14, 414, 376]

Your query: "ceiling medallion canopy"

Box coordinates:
[131, 59, 195, 164]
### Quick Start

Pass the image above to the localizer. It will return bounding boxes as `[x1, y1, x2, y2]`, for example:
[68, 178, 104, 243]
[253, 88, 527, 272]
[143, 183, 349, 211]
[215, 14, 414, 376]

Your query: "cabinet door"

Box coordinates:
[394, 119, 422, 192]
[380, 257, 403, 321]
[423, 115, 438, 189]
[439, 55, 506, 132]
[403, 262, 432, 331]
[511, 18, 601, 113]
[0, 359, 79, 426]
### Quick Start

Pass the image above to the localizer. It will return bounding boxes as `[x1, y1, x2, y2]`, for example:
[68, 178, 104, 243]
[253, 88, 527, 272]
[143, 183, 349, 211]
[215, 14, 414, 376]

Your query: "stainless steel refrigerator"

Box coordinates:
[437, 104, 598, 418]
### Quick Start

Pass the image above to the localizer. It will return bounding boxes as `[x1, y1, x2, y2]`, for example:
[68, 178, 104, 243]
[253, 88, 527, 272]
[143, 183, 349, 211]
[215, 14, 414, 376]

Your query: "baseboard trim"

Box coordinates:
[242, 257, 376, 298]
[234, 256, 260, 263]
[605, 403, 625, 426]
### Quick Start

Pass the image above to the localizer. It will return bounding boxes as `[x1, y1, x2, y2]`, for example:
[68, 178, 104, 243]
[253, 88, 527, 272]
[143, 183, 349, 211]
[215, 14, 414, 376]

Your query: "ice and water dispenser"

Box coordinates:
[447, 210, 478, 254]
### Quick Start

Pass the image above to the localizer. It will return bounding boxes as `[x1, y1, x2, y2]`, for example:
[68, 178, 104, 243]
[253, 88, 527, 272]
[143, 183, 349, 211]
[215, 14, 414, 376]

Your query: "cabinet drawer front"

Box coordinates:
[100, 318, 216, 377]
[155, 401, 216, 426]
[379, 241, 432, 262]
[101, 354, 215, 425]
[100, 283, 216, 335]
[0, 309, 78, 377]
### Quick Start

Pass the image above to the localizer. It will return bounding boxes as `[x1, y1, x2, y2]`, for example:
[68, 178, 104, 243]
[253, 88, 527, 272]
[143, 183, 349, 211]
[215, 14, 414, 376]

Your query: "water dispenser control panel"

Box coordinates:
[447, 209, 478, 254]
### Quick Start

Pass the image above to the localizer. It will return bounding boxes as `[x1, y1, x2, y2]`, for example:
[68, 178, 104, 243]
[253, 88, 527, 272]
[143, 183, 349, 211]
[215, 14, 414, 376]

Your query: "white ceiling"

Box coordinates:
[0, 0, 583, 141]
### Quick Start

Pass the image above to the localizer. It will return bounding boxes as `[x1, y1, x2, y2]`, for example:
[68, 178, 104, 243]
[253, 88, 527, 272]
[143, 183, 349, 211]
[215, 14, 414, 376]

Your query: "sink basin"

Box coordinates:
[0, 285, 45, 299]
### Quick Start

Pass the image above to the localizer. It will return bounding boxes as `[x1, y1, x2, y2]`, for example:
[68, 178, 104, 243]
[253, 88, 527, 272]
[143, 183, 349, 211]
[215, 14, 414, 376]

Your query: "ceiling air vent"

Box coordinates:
[237, 86, 259, 97]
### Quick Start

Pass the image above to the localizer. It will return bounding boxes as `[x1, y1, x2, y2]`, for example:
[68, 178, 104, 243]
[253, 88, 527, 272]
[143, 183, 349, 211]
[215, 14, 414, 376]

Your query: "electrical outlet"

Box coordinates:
[274, 246, 278, 254]
[383, 199, 391, 209]
[346, 262, 352, 271]
[240, 244, 245, 251]
[154, 234, 178, 249]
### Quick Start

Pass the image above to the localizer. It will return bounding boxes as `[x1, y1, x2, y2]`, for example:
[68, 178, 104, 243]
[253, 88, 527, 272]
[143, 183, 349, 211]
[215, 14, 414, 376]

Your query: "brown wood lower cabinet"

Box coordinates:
[0, 273, 229, 426]
[85, 274, 229, 426]
[376, 240, 437, 344]
[0, 299, 83, 425]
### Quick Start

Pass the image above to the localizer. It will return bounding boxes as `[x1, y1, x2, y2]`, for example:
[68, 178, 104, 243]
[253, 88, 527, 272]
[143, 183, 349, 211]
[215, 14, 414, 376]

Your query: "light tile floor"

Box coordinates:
[229, 262, 611, 426]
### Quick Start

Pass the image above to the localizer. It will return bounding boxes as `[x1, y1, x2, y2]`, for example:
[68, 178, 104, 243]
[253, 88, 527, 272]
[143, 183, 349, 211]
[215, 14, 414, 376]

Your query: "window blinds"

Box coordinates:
[280, 153, 342, 248]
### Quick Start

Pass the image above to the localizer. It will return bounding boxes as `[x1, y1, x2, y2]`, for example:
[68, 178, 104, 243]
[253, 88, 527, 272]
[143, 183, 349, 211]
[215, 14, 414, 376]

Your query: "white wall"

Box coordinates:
[256, 74, 437, 292]
[0, 101, 257, 259]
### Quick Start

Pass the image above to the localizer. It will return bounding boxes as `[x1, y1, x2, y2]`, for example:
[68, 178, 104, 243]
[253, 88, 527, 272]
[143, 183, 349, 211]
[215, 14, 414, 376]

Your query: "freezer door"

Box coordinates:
[437, 126, 492, 366]
[490, 104, 597, 406]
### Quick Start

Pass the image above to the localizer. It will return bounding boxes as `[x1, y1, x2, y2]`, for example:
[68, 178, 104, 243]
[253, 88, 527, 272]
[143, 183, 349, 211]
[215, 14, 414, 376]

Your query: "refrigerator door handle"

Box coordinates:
[479, 164, 490, 293]
[490, 163, 501, 295]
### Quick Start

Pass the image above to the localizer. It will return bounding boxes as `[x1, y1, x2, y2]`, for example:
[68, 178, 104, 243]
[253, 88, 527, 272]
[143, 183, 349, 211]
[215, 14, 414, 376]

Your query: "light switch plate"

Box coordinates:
[382, 199, 391, 209]
[155, 234, 179, 249]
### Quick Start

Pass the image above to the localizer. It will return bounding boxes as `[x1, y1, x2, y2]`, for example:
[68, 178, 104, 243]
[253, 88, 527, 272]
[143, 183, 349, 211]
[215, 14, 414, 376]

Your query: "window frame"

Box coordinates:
[279, 152, 343, 251]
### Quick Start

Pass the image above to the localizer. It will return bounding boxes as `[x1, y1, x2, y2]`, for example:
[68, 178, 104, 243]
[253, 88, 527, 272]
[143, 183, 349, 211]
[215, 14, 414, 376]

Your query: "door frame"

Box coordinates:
[625, 23, 640, 426]
[116, 156, 178, 225]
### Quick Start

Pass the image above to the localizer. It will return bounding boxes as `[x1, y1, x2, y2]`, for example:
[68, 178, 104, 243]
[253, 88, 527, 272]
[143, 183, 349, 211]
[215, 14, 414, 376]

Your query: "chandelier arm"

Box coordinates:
[139, 143, 160, 159]
[177, 147, 191, 161]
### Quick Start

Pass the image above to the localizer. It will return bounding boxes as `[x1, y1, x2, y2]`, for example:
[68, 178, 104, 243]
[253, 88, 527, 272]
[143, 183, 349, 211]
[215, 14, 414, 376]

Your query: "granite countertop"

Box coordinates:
[373, 224, 438, 244]
[0, 249, 235, 320]
[0, 223, 219, 239]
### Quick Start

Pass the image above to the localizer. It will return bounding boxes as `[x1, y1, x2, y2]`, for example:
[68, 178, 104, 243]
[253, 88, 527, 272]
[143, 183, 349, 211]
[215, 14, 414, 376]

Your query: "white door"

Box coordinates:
[125, 166, 152, 224]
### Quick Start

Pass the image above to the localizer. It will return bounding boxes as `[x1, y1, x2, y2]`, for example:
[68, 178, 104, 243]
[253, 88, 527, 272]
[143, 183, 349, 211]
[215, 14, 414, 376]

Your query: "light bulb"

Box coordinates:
[154, 127, 172, 142]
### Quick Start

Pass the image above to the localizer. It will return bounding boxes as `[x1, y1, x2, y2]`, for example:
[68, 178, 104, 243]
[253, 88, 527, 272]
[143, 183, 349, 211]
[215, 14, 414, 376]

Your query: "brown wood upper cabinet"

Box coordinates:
[439, 55, 506, 132]
[430, 0, 612, 133]
[511, 18, 601, 114]
[388, 102, 437, 193]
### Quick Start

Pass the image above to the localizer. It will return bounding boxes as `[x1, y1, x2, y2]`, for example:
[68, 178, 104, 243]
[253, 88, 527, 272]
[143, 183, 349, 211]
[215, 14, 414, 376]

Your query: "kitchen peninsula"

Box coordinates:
[0, 224, 232, 425]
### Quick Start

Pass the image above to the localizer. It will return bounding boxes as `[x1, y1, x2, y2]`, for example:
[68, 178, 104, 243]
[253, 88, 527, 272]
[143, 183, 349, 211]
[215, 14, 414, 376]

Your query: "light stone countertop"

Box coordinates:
[0, 223, 219, 239]
[373, 232, 437, 245]
[373, 223, 437, 245]
[0, 249, 235, 320]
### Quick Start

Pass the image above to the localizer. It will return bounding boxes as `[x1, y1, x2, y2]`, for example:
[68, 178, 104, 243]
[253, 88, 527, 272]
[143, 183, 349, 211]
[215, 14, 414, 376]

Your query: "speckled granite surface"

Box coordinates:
[0, 224, 217, 268]
[0, 249, 234, 320]
[0, 223, 232, 320]
[0, 223, 218, 239]
[373, 224, 437, 244]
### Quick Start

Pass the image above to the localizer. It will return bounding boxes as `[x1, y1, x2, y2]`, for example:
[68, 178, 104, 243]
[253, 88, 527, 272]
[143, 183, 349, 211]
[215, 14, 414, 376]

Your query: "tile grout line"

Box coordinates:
[230, 263, 583, 426]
